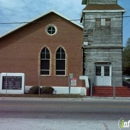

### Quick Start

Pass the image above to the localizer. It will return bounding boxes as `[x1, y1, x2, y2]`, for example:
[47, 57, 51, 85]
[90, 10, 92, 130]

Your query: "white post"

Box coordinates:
[68, 73, 73, 95]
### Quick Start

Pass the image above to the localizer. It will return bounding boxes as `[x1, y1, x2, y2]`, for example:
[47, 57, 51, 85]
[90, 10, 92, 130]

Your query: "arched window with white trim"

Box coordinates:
[40, 47, 50, 75]
[56, 47, 66, 75]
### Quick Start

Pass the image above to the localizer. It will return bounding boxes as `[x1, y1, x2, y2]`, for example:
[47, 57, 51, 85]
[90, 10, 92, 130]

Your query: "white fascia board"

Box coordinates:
[50, 10, 83, 28]
[0, 23, 27, 38]
[31, 10, 83, 28]
[0, 10, 83, 38]
[83, 10, 125, 13]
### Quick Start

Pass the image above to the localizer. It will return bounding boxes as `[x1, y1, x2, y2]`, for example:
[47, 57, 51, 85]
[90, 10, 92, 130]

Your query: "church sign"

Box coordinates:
[0, 73, 25, 94]
[2, 76, 22, 90]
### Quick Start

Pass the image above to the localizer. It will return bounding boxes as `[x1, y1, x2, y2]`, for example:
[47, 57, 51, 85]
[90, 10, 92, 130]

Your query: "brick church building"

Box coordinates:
[0, 1, 128, 96]
[0, 10, 86, 94]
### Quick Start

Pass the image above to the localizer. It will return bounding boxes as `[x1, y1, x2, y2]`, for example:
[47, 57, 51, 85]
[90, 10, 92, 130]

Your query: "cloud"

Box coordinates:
[0, 0, 130, 46]
[0, 0, 84, 21]
[0, 0, 84, 36]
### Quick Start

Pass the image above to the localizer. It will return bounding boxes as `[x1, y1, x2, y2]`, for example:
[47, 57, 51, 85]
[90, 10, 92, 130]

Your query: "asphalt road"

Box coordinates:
[0, 97, 130, 130]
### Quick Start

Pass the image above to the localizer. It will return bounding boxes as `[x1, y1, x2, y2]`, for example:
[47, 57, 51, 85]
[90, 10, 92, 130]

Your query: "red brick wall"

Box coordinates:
[0, 13, 83, 87]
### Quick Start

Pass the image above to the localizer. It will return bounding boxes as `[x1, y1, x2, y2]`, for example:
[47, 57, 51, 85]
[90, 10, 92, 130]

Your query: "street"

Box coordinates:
[0, 97, 130, 130]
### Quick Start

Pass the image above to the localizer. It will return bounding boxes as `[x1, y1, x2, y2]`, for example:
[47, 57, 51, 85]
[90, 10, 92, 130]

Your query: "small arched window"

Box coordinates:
[40, 47, 50, 75]
[56, 47, 66, 75]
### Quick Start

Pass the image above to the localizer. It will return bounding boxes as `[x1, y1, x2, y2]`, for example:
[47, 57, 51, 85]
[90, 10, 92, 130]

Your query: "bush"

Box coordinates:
[41, 87, 54, 95]
[29, 86, 41, 94]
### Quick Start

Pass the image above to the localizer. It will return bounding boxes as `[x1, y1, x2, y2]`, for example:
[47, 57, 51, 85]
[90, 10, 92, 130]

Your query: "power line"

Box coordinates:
[0, 20, 80, 25]
[0, 22, 28, 24]
[0, 16, 130, 25]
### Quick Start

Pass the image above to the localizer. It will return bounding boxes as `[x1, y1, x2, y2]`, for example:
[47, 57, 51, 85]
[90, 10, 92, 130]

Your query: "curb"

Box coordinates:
[0, 96, 130, 102]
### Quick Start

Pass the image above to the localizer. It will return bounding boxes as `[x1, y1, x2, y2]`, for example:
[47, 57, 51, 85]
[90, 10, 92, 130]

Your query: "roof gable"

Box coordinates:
[0, 10, 83, 39]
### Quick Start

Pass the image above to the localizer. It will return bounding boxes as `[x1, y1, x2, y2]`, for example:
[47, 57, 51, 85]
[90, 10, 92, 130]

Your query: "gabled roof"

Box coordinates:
[0, 10, 83, 39]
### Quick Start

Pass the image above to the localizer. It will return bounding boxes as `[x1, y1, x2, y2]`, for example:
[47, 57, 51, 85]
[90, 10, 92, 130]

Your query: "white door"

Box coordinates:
[95, 65, 112, 86]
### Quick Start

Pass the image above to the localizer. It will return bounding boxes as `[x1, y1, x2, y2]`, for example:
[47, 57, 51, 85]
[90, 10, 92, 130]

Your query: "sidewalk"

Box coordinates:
[84, 96, 130, 101]
[0, 96, 130, 102]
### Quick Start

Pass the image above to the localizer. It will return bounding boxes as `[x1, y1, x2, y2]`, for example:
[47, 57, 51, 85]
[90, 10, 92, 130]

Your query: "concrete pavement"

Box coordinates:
[0, 96, 130, 130]
[0, 118, 118, 130]
[0, 96, 130, 102]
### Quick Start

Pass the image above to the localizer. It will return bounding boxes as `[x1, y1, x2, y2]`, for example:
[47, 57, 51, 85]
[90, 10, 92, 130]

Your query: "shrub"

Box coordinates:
[28, 85, 41, 94]
[41, 87, 54, 95]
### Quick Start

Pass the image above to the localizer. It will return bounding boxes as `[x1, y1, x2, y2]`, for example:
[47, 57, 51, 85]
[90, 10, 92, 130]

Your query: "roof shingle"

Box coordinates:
[83, 4, 124, 11]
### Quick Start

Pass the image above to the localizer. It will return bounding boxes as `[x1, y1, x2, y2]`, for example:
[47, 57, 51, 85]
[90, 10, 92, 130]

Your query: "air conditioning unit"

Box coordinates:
[83, 42, 88, 45]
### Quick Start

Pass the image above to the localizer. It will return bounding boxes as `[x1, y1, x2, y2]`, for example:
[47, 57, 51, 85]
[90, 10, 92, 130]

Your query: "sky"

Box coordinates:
[0, 0, 130, 46]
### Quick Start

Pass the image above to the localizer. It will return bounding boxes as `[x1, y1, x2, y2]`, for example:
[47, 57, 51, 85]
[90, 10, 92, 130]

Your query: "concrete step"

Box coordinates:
[92, 86, 130, 97]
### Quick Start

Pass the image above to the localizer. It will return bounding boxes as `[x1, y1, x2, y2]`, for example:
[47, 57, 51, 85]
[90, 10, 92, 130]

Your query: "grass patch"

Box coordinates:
[0, 94, 85, 98]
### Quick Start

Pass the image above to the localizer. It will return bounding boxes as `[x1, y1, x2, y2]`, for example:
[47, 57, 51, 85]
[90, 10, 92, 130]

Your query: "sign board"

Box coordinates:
[2, 76, 22, 90]
[71, 78, 77, 87]
[0, 73, 25, 94]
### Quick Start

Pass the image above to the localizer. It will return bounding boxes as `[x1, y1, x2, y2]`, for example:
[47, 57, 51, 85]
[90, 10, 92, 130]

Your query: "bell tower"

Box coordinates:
[82, 0, 117, 5]
[81, 0, 125, 86]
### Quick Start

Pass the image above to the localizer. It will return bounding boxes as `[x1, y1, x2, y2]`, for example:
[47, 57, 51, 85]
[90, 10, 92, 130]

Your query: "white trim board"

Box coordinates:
[0, 10, 83, 39]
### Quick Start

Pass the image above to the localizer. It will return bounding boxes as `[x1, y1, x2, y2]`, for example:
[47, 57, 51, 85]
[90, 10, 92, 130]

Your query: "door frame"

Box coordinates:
[95, 63, 112, 86]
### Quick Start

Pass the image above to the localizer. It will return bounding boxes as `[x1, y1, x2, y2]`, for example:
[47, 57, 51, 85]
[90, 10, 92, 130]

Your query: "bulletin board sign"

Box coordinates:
[71, 78, 77, 87]
[0, 73, 25, 94]
[2, 76, 22, 90]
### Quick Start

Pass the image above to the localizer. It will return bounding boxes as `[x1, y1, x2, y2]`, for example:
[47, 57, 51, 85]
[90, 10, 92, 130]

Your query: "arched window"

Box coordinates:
[40, 47, 50, 75]
[56, 47, 66, 75]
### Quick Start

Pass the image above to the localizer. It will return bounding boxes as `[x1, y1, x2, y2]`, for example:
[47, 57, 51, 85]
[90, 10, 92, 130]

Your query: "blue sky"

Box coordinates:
[0, 0, 130, 46]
